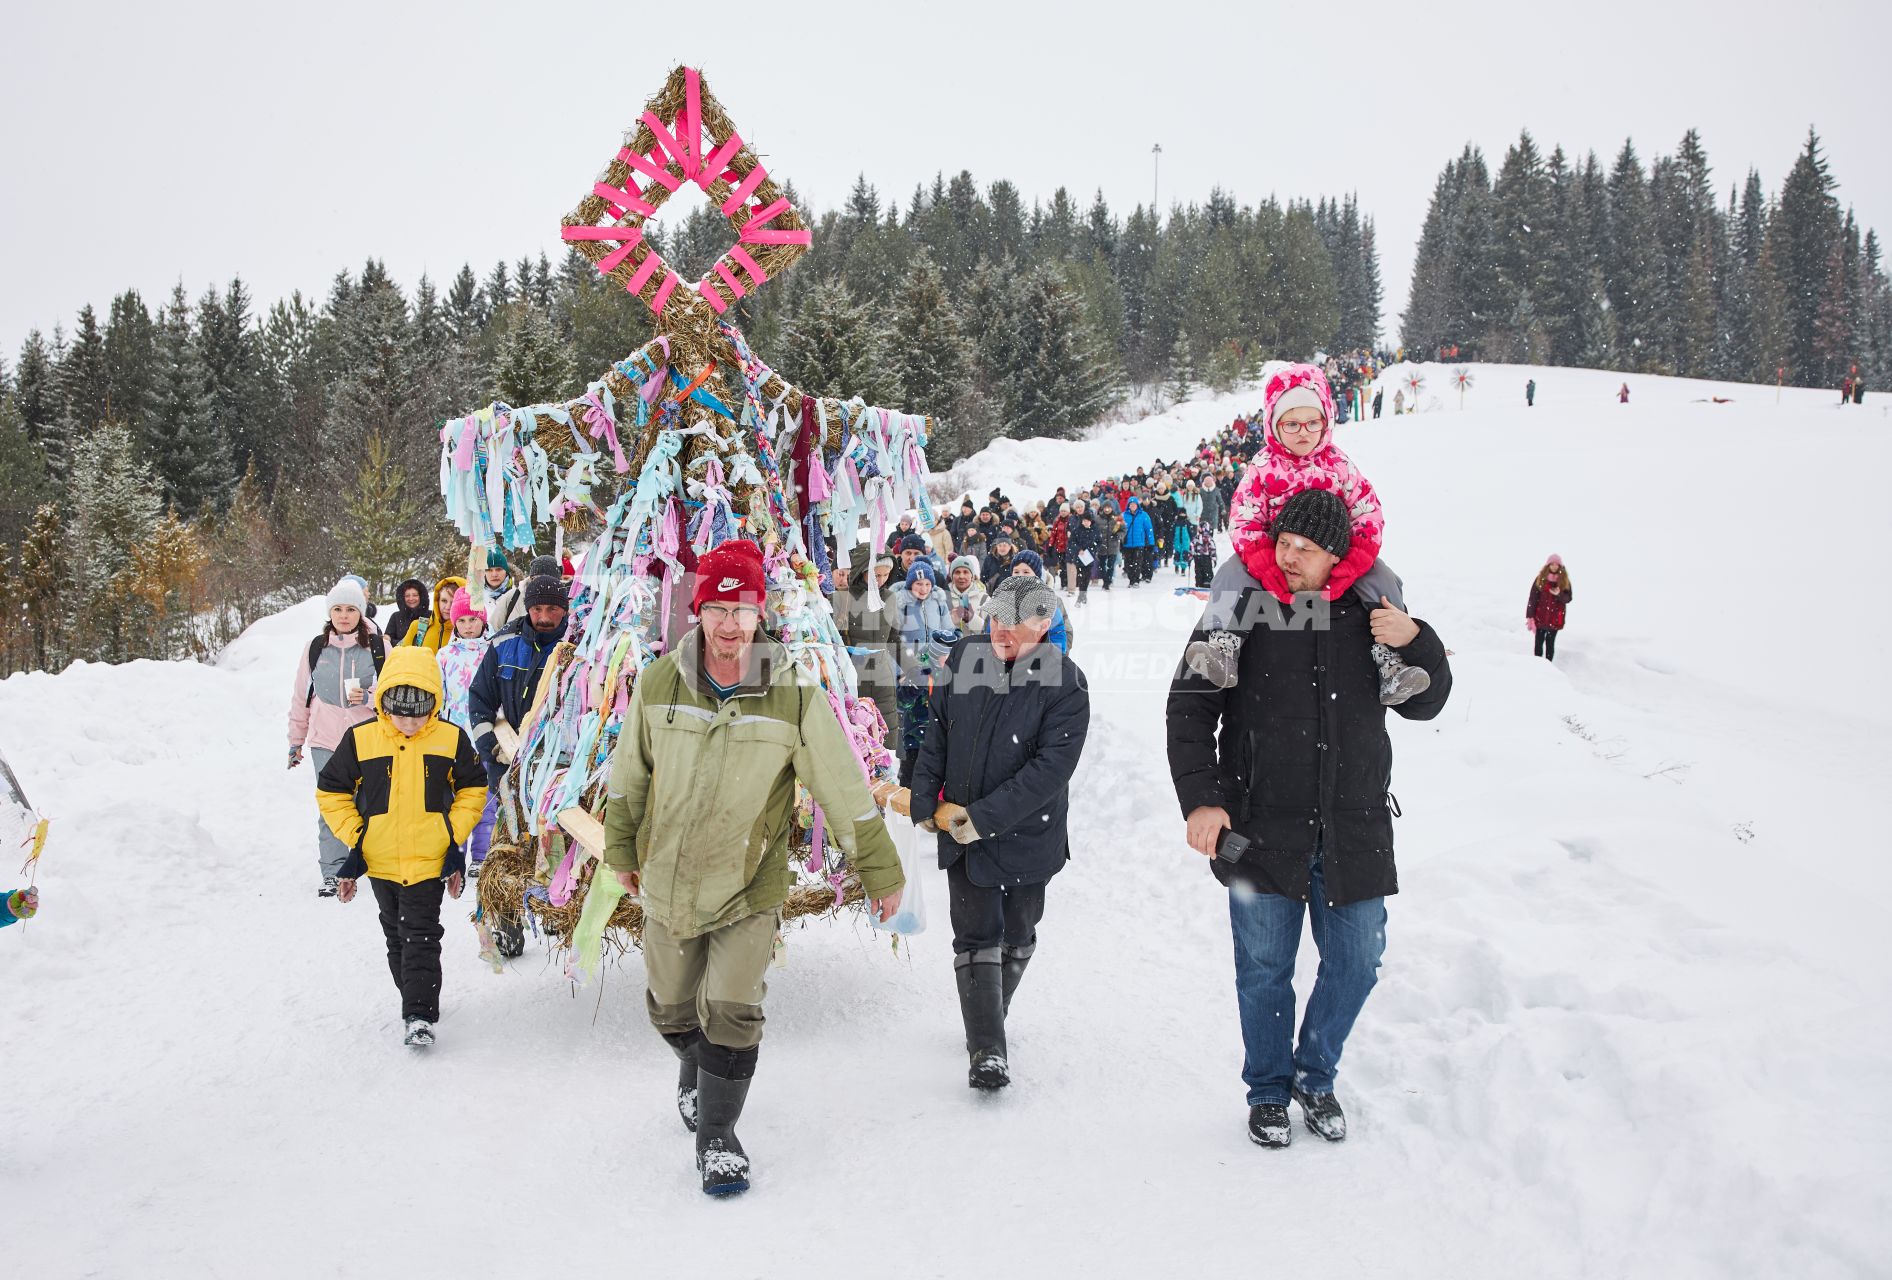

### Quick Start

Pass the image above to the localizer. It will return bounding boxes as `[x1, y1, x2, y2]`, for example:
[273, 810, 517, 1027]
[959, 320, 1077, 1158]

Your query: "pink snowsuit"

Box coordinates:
[436, 635, 490, 731]
[1228, 363, 1385, 602]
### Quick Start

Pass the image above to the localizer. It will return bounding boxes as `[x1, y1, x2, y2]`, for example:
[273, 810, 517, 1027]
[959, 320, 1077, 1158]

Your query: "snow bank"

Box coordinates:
[1, 364, 1887, 1278]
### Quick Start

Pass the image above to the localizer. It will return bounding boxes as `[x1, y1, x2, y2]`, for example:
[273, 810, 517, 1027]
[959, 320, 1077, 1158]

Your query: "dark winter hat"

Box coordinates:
[486, 547, 511, 571]
[988, 576, 1060, 628]
[381, 684, 437, 719]
[1013, 550, 1045, 577]
[527, 554, 560, 580]
[523, 575, 570, 612]
[898, 532, 929, 554]
[1270, 489, 1352, 559]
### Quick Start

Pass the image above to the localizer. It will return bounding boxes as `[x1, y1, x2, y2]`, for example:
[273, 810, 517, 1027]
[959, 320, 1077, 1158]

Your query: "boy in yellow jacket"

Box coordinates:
[318, 647, 487, 1047]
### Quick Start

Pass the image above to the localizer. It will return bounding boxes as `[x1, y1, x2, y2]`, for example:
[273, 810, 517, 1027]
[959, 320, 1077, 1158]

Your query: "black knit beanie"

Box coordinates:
[1270, 489, 1352, 559]
[523, 575, 569, 611]
[527, 554, 561, 580]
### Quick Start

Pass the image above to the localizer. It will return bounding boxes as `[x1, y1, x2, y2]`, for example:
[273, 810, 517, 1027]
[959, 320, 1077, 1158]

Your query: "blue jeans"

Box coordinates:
[1228, 858, 1386, 1106]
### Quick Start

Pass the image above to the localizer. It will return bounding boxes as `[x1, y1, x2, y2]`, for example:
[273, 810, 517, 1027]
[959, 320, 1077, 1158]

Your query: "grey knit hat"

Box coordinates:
[1270, 489, 1352, 559]
[523, 575, 569, 611]
[527, 554, 561, 580]
[987, 576, 1060, 627]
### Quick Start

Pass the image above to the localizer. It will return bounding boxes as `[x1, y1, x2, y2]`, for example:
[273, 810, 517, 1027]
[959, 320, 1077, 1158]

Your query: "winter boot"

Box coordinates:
[493, 917, 526, 958]
[695, 1043, 758, 1197]
[1000, 942, 1034, 1016]
[1184, 630, 1243, 690]
[1372, 642, 1431, 707]
[954, 949, 1010, 1090]
[319, 875, 339, 898]
[1247, 1103, 1291, 1148]
[664, 1029, 704, 1133]
[403, 1018, 436, 1048]
[1290, 1084, 1347, 1142]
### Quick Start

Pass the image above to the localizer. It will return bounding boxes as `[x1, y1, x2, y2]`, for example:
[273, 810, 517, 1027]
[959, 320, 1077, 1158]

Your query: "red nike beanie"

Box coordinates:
[692, 539, 767, 611]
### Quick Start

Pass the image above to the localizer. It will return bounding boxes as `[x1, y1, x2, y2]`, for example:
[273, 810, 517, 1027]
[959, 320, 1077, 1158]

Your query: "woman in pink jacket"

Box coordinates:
[288, 578, 384, 896]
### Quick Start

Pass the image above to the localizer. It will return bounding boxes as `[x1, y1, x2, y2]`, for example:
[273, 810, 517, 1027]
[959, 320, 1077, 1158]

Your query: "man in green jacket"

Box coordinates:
[603, 539, 904, 1197]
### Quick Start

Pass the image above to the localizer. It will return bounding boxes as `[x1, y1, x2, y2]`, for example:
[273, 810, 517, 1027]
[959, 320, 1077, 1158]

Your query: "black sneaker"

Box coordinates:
[1247, 1103, 1291, 1148]
[1291, 1085, 1347, 1141]
[318, 875, 338, 898]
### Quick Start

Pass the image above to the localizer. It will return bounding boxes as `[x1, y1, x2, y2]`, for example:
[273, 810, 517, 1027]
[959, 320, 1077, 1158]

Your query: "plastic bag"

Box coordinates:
[872, 824, 928, 936]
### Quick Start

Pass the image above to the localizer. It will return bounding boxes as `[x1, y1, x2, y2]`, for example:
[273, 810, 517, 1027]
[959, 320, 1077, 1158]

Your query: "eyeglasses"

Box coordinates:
[699, 603, 761, 625]
[1276, 420, 1325, 436]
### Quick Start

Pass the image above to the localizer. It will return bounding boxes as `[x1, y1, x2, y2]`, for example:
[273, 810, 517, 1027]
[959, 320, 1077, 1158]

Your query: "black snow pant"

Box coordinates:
[946, 860, 1047, 955]
[370, 876, 446, 1022]
[1534, 627, 1559, 661]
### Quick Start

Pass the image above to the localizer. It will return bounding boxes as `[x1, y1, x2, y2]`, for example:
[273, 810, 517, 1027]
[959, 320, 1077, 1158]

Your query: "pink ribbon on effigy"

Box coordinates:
[580, 390, 629, 474]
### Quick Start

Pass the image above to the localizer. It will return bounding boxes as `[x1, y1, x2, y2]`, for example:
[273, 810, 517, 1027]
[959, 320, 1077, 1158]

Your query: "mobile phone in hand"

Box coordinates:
[1214, 829, 1251, 863]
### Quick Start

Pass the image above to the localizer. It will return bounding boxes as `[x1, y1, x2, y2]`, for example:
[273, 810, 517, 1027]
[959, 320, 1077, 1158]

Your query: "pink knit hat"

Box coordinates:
[1547, 554, 1564, 567]
[449, 588, 478, 622]
[1262, 363, 1337, 435]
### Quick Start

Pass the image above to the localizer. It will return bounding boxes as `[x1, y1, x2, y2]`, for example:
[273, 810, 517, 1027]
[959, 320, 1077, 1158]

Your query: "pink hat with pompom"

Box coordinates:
[449, 588, 478, 622]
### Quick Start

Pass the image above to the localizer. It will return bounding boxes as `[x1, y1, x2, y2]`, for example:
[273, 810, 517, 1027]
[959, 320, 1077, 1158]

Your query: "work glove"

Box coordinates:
[947, 809, 981, 846]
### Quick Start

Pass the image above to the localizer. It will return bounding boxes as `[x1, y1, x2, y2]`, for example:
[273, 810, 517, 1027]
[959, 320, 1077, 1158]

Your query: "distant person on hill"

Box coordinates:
[1526, 555, 1573, 662]
[1372, 388, 1384, 419]
[1392, 387, 1406, 416]
[1618, 382, 1630, 404]
[1526, 378, 1536, 408]
[1841, 374, 1854, 405]
[1187, 364, 1430, 708]
[1855, 378, 1865, 405]
[288, 577, 386, 898]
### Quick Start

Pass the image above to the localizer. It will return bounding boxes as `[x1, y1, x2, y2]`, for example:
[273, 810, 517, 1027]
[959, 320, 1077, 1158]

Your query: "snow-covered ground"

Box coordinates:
[3, 363, 1889, 1278]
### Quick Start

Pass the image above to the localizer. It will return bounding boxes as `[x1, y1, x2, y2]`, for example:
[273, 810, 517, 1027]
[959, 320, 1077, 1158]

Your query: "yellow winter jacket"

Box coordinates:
[399, 576, 467, 655]
[317, 647, 488, 885]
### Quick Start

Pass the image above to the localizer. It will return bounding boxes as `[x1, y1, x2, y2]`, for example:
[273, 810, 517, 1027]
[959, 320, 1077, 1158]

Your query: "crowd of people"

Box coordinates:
[280, 357, 1578, 1197]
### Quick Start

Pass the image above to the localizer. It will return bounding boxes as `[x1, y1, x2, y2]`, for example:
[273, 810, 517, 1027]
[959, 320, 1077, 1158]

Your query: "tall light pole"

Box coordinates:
[1151, 143, 1162, 213]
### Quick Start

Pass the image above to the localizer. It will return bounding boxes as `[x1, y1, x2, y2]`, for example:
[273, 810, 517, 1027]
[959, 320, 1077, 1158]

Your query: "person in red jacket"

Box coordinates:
[1527, 555, 1573, 661]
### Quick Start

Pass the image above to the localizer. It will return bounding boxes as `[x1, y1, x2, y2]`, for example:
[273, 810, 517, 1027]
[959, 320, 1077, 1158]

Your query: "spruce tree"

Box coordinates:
[104, 291, 158, 428]
[14, 331, 58, 444]
[782, 278, 890, 403]
[490, 302, 579, 407]
[145, 284, 229, 514]
[59, 304, 112, 433]
[19, 503, 64, 670]
[0, 395, 49, 551]
[1773, 129, 1841, 381]
[66, 420, 163, 662]
[340, 429, 427, 597]
[1010, 265, 1120, 439]
[1165, 326, 1197, 405]
[887, 253, 972, 462]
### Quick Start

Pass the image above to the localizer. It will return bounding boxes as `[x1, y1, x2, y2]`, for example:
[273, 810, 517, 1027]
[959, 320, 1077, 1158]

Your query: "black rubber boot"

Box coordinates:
[492, 916, 525, 958]
[695, 1042, 758, 1196]
[662, 1029, 703, 1133]
[1000, 943, 1034, 1016]
[954, 949, 1010, 1090]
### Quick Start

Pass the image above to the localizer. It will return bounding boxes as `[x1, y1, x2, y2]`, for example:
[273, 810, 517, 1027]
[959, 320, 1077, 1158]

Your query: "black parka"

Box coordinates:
[1166, 589, 1452, 905]
[910, 635, 1091, 888]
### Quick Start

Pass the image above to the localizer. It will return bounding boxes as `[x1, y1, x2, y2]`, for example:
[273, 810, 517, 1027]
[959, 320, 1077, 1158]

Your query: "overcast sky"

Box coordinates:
[6, 0, 1888, 354]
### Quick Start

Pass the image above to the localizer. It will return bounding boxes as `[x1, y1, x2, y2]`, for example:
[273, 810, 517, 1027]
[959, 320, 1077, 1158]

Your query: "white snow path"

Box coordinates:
[3, 367, 1890, 1278]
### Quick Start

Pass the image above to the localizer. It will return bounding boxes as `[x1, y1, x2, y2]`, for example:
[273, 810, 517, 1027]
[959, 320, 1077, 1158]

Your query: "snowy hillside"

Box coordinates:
[2, 364, 1889, 1278]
